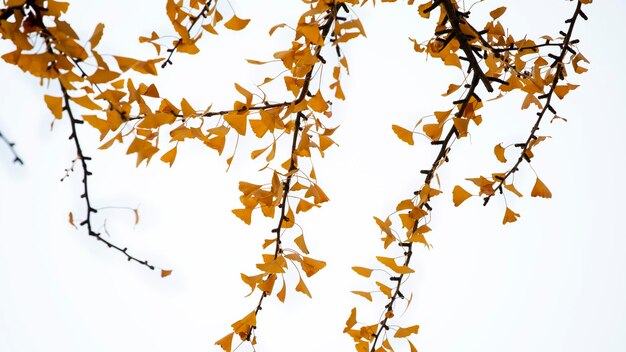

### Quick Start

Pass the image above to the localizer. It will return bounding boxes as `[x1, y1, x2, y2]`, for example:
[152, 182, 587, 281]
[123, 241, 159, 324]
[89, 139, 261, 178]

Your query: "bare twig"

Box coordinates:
[0, 130, 24, 165]
[60, 83, 156, 270]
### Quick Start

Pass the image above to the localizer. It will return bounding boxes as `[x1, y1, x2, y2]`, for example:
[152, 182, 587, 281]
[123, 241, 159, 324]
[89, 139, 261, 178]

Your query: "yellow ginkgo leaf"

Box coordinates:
[293, 234, 309, 254]
[295, 277, 312, 298]
[494, 143, 507, 163]
[391, 125, 414, 145]
[277, 277, 287, 302]
[240, 273, 263, 295]
[71, 96, 101, 110]
[232, 208, 252, 225]
[234, 83, 253, 105]
[301, 256, 326, 277]
[256, 257, 286, 274]
[88, 69, 120, 84]
[522, 93, 542, 110]
[89, 23, 105, 48]
[360, 324, 378, 340]
[376, 256, 414, 274]
[224, 111, 247, 135]
[504, 183, 523, 197]
[531, 177, 552, 198]
[452, 185, 472, 207]
[572, 53, 589, 74]
[202, 23, 218, 35]
[308, 90, 328, 113]
[423, 123, 443, 141]
[554, 85, 570, 99]
[489, 6, 507, 20]
[394, 324, 420, 338]
[299, 23, 323, 45]
[231, 311, 256, 335]
[269, 23, 287, 36]
[452, 118, 469, 137]
[224, 15, 250, 31]
[113, 55, 140, 72]
[352, 266, 373, 278]
[82, 115, 110, 140]
[351, 291, 372, 301]
[376, 281, 392, 298]
[257, 273, 276, 294]
[180, 98, 195, 117]
[434, 109, 453, 123]
[442, 83, 460, 96]
[160, 146, 177, 167]
[44, 95, 63, 119]
[160, 269, 172, 278]
[215, 332, 234, 352]
[443, 53, 462, 68]
[344, 307, 357, 333]
[502, 207, 520, 225]
[68, 211, 77, 229]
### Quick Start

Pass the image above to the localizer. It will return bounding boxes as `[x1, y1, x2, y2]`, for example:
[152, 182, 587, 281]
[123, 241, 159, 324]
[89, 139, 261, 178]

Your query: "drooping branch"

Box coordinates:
[367, 2, 501, 350]
[483, 1, 586, 206]
[0, 129, 24, 165]
[369, 72, 483, 352]
[60, 83, 156, 270]
[9, 0, 162, 272]
[244, 3, 340, 342]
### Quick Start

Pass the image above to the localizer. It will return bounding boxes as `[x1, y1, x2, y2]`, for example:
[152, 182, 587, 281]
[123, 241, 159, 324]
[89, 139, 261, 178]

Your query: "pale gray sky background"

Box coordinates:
[1, 1, 625, 351]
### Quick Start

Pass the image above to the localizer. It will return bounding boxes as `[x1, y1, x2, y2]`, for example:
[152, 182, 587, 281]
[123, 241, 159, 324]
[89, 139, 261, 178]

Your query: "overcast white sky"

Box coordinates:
[1, 1, 625, 351]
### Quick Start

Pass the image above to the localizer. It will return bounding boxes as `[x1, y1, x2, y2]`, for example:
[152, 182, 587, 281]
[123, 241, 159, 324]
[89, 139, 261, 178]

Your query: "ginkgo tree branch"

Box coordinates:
[60, 83, 157, 271]
[0, 129, 24, 165]
[483, 1, 586, 206]
[243, 3, 340, 342]
[439, 0, 493, 92]
[368, 70, 483, 352]
[0, 5, 18, 21]
[365, 2, 503, 350]
[126, 101, 292, 121]
[17, 0, 162, 272]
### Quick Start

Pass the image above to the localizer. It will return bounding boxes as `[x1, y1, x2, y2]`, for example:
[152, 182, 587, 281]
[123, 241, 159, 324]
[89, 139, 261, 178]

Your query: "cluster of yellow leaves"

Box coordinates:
[453, 172, 552, 224]
[232, 168, 330, 225]
[343, 307, 419, 352]
[344, 184, 437, 350]
[143, 0, 250, 57]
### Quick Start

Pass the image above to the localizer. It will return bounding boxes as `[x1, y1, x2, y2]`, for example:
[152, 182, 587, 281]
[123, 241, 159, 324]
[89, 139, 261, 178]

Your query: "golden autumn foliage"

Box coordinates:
[0, 0, 591, 351]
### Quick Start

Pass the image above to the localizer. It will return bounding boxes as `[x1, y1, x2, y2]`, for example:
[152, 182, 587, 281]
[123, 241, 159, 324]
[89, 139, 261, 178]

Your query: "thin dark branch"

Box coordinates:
[245, 3, 339, 342]
[24, 4, 158, 271]
[369, 71, 482, 352]
[60, 83, 156, 270]
[483, 0, 585, 206]
[0, 129, 24, 165]
[370, 2, 498, 348]
[126, 101, 292, 121]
